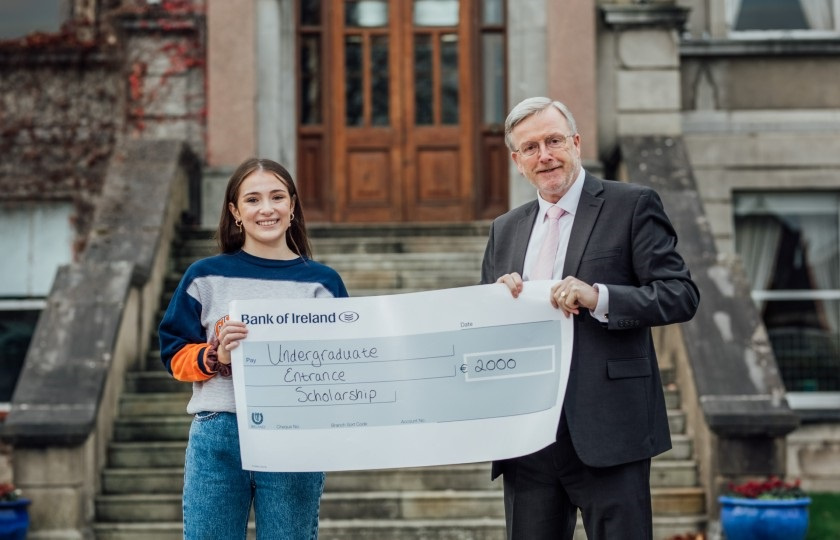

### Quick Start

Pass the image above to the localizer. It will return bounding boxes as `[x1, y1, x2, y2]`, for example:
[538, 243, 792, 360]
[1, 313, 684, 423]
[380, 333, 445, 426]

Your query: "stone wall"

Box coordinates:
[0, 1, 208, 248]
[0, 48, 123, 250]
[787, 424, 840, 491]
[119, 3, 207, 163]
[680, 41, 840, 494]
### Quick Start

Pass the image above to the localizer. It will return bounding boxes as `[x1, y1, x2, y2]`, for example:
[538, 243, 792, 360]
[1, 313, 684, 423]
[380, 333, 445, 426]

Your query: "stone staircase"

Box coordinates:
[92, 223, 706, 539]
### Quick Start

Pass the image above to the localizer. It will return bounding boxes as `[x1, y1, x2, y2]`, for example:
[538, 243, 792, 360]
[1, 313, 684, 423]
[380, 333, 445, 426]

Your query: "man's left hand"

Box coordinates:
[551, 278, 598, 317]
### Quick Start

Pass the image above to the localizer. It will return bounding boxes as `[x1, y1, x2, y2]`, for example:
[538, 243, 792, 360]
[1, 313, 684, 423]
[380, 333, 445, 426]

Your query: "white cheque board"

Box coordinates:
[229, 281, 572, 471]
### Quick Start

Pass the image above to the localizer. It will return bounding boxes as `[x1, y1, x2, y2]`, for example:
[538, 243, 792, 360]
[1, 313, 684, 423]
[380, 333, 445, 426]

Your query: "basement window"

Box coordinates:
[0, 202, 73, 409]
[734, 192, 840, 410]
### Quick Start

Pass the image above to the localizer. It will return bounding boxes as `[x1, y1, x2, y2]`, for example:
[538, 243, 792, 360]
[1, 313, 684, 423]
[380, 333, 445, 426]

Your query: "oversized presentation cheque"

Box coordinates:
[229, 281, 572, 471]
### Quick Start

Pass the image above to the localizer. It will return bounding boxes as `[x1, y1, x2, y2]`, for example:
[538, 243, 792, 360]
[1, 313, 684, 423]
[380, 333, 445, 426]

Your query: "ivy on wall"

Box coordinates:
[0, 0, 207, 251]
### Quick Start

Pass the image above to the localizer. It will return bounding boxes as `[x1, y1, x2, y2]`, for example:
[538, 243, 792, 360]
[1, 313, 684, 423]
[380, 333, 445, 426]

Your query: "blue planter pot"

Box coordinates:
[719, 495, 810, 540]
[0, 499, 30, 540]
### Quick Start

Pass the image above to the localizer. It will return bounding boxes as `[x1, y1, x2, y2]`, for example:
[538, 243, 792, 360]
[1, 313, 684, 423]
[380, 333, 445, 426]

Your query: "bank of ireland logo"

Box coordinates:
[251, 412, 264, 426]
[338, 311, 359, 323]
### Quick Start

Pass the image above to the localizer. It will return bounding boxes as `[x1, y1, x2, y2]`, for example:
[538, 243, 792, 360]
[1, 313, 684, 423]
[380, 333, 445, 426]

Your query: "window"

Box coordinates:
[0, 0, 71, 40]
[734, 193, 840, 401]
[728, 0, 840, 37]
[0, 202, 73, 407]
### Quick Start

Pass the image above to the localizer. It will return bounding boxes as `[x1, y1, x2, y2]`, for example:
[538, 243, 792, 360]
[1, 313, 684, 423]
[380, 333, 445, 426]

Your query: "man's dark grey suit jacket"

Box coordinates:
[481, 173, 700, 478]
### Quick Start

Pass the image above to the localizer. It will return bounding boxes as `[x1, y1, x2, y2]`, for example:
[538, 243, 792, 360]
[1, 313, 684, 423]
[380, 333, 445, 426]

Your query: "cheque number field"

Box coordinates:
[462, 346, 556, 381]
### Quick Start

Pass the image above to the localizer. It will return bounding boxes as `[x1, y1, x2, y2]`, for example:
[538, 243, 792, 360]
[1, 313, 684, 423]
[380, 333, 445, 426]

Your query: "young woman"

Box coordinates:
[159, 158, 347, 539]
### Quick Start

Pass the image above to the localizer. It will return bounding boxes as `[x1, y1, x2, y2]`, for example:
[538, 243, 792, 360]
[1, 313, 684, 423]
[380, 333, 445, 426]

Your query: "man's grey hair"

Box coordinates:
[504, 97, 578, 152]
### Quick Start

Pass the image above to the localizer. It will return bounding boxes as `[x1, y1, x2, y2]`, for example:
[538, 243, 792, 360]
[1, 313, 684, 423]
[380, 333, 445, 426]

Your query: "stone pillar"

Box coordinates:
[548, 0, 599, 168]
[13, 441, 98, 540]
[207, 0, 257, 166]
[255, 0, 296, 172]
[598, 3, 689, 154]
[506, 0, 549, 209]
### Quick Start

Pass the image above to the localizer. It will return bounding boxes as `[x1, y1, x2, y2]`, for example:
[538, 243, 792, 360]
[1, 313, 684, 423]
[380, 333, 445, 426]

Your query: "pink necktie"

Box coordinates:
[531, 206, 565, 280]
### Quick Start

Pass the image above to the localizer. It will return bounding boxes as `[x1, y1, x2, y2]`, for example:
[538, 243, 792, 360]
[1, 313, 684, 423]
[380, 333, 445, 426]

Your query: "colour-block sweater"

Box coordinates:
[159, 250, 348, 414]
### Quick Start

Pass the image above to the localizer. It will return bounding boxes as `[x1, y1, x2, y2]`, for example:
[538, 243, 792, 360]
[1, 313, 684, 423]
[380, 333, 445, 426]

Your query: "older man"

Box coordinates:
[482, 97, 700, 540]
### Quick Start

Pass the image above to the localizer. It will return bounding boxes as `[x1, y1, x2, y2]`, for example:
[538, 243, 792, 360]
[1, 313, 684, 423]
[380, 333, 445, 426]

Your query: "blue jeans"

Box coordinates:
[183, 412, 324, 540]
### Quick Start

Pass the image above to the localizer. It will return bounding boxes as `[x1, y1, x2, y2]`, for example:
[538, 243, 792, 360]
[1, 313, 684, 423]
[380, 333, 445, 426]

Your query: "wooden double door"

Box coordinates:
[297, 0, 508, 223]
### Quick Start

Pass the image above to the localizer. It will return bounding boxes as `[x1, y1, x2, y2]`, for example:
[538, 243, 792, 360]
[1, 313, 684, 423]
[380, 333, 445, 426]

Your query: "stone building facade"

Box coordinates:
[1, 0, 838, 536]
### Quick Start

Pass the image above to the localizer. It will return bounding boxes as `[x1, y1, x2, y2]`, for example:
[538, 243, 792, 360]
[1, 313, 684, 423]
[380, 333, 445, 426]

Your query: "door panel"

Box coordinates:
[404, 6, 474, 221]
[332, 1, 404, 221]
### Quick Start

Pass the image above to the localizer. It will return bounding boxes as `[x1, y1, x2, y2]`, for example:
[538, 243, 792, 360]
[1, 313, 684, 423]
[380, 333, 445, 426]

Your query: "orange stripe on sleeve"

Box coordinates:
[170, 343, 215, 382]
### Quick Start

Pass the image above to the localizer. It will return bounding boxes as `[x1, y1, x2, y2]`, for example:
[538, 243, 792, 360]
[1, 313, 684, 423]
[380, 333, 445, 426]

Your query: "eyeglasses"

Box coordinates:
[515, 133, 576, 157]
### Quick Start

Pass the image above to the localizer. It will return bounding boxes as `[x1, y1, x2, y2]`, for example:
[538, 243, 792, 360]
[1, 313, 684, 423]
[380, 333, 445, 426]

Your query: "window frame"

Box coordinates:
[0, 299, 46, 409]
[0, 0, 74, 40]
[726, 0, 840, 39]
[733, 190, 840, 411]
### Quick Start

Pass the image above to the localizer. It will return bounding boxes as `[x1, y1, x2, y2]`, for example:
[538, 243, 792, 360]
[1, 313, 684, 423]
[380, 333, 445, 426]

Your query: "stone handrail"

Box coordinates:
[619, 135, 800, 515]
[0, 139, 199, 537]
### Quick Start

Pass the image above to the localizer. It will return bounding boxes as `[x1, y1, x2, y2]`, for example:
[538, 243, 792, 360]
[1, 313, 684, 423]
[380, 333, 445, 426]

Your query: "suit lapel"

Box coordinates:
[513, 201, 540, 273]
[563, 174, 604, 277]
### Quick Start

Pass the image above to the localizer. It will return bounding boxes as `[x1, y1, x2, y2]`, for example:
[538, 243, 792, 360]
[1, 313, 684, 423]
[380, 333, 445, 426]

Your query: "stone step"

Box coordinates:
[313, 237, 490, 255]
[94, 492, 504, 523]
[107, 442, 187, 469]
[99, 222, 707, 539]
[668, 409, 685, 434]
[316, 252, 483, 268]
[111, 411, 687, 444]
[92, 514, 708, 540]
[113, 416, 191, 442]
[95, 485, 704, 524]
[307, 222, 493, 240]
[124, 371, 188, 394]
[175, 225, 490, 259]
[106, 432, 693, 471]
[172, 251, 483, 272]
[119, 392, 190, 417]
[178, 222, 491, 240]
[174, 235, 490, 258]
[96, 488, 705, 523]
[101, 458, 697, 495]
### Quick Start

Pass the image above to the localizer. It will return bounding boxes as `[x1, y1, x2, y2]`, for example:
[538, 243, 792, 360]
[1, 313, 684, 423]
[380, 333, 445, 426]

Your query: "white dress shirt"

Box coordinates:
[523, 169, 609, 323]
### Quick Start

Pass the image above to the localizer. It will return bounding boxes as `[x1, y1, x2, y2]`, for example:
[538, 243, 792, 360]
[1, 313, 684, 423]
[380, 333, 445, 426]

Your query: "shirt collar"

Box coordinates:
[537, 168, 586, 219]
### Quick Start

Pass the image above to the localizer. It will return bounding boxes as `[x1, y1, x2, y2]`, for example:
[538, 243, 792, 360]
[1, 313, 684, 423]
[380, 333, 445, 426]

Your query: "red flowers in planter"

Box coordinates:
[725, 476, 807, 500]
[0, 483, 23, 502]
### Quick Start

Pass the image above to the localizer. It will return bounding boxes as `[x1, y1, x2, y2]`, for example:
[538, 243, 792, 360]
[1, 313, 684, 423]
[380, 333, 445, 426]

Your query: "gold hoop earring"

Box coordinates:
[235, 219, 242, 233]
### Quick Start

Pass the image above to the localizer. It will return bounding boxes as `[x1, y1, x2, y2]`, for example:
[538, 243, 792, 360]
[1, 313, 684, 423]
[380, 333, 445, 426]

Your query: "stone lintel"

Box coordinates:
[681, 38, 840, 57]
[600, 4, 690, 31]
